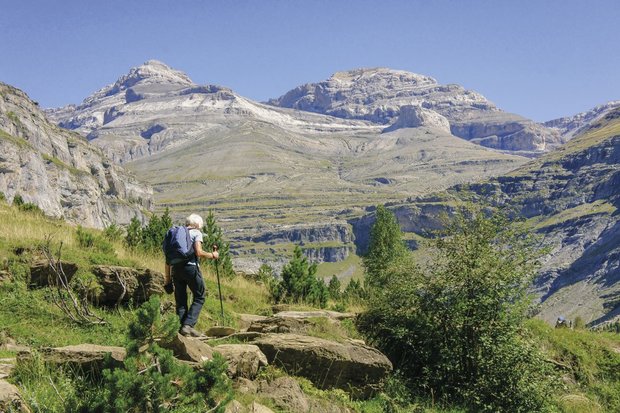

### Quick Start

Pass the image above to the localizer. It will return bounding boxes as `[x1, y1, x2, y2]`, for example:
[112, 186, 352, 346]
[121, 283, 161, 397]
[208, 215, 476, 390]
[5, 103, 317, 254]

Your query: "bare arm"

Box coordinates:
[194, 241, 219, 260]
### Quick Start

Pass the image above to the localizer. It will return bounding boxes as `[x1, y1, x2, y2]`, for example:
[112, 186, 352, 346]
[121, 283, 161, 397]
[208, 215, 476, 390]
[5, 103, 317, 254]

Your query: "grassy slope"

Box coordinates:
[2, 199, 620, 412]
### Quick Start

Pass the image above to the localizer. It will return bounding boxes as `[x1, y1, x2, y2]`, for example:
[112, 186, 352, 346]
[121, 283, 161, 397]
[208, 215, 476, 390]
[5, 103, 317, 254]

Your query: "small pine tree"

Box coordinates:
[86, 296, 233, 412]
[202, 210, 234, 277]
[273, 245, 327, 308]
[363, 205, 408, 289]
[125, 216, 142, 249]
[328, 275, 342, 300]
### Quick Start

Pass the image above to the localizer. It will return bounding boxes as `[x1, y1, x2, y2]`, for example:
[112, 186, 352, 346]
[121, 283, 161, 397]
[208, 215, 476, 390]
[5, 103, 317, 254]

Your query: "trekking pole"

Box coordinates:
[213, 245, 224, 322]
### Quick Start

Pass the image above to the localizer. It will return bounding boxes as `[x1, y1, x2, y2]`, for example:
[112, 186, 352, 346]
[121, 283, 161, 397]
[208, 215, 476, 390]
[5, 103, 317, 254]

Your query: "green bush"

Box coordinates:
[357, 210, 556, 412]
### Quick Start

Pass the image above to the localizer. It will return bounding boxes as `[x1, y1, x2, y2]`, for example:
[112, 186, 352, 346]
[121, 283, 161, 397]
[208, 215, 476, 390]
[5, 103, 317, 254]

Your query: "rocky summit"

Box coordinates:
[0, 83, 152, 228]
[268, 67, 562, 154]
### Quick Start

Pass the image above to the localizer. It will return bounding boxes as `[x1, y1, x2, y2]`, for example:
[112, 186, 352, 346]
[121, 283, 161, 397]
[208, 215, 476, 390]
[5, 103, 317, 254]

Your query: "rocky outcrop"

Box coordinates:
[0, 83, 152, 228]
[252, 333, 392, 398]
[214, 344, 268, 379]
[91, 265, 164, 305]
[248, 311, 355, 335]
[383, 105, 451, 134]
[268, 67, 561, 152]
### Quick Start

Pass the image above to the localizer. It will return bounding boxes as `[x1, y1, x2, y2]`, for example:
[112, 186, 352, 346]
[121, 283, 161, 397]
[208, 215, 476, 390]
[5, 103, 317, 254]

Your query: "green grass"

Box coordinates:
[41, 154, 85, 175]
[527, 319, 620, 413]
[0, 127, 32, 149]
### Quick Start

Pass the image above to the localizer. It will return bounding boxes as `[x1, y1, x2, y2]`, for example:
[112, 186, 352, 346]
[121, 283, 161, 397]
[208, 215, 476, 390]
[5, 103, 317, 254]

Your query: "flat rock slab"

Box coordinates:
[238, 314, 268, 331]
[273, 310, 355, 321]
[0, 379, 31, 412]
[252, 334, 392, 398]
[206, 326, 237, 337]
[250, 401, 275, 413]
[214, 344, 268, 379]
[19, 344, 126, 372]
[161, 333, 213, 363]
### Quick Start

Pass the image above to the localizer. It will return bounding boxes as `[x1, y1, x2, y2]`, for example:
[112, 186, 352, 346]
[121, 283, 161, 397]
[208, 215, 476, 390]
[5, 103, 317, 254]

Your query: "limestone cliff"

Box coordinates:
[0, 83, 152, 228]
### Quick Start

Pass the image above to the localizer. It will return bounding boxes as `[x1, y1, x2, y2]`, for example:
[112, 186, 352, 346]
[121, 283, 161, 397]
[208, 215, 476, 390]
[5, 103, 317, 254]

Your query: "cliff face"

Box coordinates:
[0, 83, 152, 228]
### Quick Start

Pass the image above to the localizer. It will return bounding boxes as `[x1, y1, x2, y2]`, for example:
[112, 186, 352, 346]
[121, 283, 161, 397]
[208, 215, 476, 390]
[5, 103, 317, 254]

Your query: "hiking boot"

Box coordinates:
[180, 325, 203, 337]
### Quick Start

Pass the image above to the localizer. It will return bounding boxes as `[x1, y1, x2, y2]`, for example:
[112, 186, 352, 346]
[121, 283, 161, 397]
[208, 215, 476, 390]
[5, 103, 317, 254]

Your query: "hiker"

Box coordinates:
[163, 213, 219, 337]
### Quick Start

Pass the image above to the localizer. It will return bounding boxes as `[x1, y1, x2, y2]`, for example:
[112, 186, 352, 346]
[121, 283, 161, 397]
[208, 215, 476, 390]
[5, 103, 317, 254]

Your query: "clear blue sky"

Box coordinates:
[1, 0, 618, 121]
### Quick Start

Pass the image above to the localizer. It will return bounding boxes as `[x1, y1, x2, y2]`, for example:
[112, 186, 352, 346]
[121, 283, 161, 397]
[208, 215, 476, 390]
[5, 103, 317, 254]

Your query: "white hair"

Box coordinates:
[185, 213, 203, 229]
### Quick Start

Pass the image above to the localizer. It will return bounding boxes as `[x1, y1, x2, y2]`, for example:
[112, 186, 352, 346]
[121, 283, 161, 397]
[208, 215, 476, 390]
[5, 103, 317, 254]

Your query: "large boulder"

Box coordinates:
[213, 344, 268, 379]
[29, 259, 78, 287]
[161, 334, 213, 363]
[91, 265, 164, 305]
[258, 377, 353, 413]
[252, 334, 392, 398]
[0, 380, 31, 413]
[19, 344, 126, 373]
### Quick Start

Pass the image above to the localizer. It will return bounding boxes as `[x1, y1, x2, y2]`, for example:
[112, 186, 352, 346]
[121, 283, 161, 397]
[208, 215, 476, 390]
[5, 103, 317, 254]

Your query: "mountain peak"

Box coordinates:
[329, 67, 437, 87]
[113, 60, 194, 89]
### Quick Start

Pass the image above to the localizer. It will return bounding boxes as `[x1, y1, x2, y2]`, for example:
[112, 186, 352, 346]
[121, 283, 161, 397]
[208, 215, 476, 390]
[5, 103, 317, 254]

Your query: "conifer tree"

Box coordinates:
[125, 216, 142, 249]
[273, 245, 328, 308]
[328, 275, 342, 300]
[202, 210, 234, 276]
[363, 205, 408, 289]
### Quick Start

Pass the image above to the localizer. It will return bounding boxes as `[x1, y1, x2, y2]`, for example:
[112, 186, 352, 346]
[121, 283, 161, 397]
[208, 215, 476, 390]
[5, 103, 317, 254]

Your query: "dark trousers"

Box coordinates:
[172, 263, 206, 327]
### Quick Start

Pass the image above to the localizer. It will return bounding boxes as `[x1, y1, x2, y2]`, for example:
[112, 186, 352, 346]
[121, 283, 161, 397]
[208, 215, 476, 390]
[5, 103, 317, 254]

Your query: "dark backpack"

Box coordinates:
[162, 226, 195, 265]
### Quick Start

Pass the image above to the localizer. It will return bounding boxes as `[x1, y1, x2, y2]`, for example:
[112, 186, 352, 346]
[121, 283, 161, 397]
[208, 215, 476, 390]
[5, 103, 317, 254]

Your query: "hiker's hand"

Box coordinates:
[212, 250, 219, 260]
[164, 282, 174, 294]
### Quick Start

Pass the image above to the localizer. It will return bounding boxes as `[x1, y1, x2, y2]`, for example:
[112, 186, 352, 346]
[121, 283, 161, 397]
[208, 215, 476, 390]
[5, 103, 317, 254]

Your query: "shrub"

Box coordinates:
[357, 209, 556, 412]
[12, 193, 42, 213]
